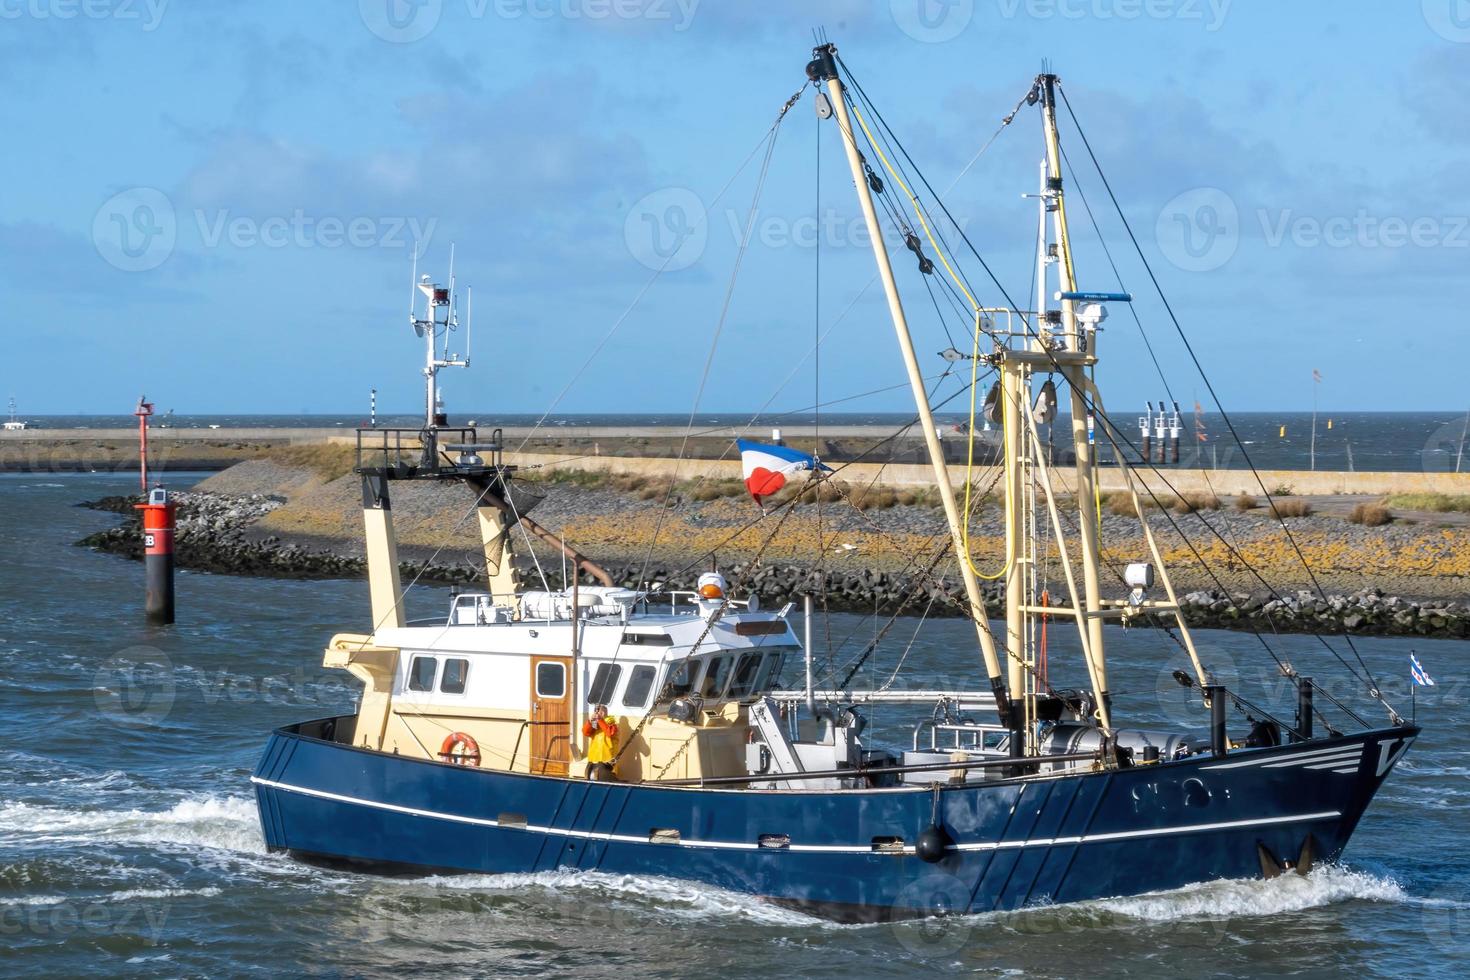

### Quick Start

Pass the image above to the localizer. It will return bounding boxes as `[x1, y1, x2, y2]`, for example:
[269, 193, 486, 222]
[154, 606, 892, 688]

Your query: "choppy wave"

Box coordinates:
[422, 868, 826, 927]
[108, 887, 223, 902]
[0, 795, 264, 855]
[1091, 866, 1406, 921]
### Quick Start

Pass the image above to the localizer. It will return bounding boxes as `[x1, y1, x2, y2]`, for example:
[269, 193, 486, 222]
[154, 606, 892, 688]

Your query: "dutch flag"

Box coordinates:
[737, 440, 828, 505]
[1411, 652, 1435, 687]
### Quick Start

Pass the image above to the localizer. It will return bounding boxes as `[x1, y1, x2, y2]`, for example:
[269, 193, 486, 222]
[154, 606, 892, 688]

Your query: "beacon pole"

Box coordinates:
[134, 397, 153, 493]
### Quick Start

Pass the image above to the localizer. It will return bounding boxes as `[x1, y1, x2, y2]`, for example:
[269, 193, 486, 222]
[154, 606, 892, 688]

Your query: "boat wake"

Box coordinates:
[421, 868, 826, 927]
[0, 793, 1419, 932]
[0, 794, 265, 856]
[935, 865, 1410, 942]
[1087, 866, 1406, 922]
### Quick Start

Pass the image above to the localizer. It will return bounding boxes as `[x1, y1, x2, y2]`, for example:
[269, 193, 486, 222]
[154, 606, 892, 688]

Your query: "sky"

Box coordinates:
[2, 0, 1467, 417]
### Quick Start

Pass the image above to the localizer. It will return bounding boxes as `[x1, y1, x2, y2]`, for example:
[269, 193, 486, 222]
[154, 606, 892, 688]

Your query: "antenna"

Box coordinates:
[465, 286, 473, 366]
[445, 243, 457, 361]
[409, 247, 419, 324]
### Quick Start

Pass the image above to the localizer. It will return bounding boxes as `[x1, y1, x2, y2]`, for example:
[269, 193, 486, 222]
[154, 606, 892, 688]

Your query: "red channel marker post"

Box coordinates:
[134, 488, 176, 625]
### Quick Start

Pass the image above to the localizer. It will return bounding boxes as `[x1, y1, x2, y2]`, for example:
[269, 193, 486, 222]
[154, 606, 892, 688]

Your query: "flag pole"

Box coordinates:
[1310, 369, 1319, 471]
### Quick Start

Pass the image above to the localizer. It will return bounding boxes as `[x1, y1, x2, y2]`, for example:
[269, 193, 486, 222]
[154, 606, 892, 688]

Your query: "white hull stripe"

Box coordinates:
[1202, 744, 1365, 771]
[251, 777, 1341, 856]
[950, 810, 1342, 851]
[1303, 758, 1363, 771]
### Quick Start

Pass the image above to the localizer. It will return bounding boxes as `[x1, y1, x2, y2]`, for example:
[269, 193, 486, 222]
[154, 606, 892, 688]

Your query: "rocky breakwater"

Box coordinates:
[74, 490, 999, 612]
[76, 489, 1470, 639]
[76, 491, 375, 580]
[1175, 587, 1470, 639]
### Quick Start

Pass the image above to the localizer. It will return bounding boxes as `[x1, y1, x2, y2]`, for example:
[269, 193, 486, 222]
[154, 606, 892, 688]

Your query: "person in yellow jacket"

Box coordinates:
[582, 703, 619, 781]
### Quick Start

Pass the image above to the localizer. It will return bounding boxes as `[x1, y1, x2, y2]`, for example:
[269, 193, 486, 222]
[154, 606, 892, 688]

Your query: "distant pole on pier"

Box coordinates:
[370, 388, 378, 428]
[1456, 410, 1468, 474]
[1310, 369, 1321, 471]
[134, 396, 154, 492]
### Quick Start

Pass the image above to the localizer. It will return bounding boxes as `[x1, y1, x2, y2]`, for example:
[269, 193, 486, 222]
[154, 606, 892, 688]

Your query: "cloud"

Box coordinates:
[167, 68, 656, 293]
[0, 219, 202, 303]
[1408, 44, 1470, 144]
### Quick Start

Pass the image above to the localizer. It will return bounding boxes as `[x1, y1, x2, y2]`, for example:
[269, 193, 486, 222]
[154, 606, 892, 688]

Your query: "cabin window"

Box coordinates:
[535, 662, 566, 699]
[440, 658, 469, 695]
[754, 649, 791, 692]
[408, 656, 438, 692]
[726, 652, 765, 699]
[622, 665, 657, 709]
[664, 660, 697, 698]
[587, 663, 621, 705]
[700, 655, 734, 700]
[621, 632, 672, 647]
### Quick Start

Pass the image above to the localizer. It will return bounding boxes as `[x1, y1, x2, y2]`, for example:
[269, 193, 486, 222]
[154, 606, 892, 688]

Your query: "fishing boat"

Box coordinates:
[252, 43, 1416, 921]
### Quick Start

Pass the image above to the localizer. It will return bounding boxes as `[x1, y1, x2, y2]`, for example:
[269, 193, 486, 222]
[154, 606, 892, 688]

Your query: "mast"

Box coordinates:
[1037, 73, 1111, 724]
[807, 44, 1015, 732]
[411, 247, 470, 432]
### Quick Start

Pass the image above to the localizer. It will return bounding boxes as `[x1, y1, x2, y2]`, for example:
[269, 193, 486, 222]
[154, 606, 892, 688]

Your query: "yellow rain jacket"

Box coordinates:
[583, 716, 619, 765]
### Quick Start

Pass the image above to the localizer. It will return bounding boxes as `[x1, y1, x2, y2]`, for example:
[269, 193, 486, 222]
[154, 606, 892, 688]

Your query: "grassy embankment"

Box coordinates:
[216, 447, 1470, 597]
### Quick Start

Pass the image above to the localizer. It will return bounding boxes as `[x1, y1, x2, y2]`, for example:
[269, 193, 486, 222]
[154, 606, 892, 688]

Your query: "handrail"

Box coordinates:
[655, 751, 1100, 787]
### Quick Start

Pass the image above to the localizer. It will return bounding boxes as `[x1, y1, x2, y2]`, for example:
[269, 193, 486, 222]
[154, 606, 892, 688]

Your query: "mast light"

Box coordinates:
[697, 572, 727, 599]
[1124, 562, 1154, 606]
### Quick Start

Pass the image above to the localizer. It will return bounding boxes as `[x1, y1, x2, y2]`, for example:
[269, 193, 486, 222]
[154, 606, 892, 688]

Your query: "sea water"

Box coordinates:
[11, 411, 1470, 473]
[1, 473, 1467, 977]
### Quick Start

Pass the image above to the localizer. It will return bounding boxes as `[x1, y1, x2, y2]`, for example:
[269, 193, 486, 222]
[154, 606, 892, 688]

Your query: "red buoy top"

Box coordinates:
[134, 487, 176, 557]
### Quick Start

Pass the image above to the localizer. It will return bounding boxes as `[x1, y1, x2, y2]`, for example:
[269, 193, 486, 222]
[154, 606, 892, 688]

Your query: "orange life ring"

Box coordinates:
[438, 732, 481, 767]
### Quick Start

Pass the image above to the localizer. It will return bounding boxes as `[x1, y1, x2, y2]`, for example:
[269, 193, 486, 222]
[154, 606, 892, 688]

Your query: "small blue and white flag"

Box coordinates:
[1410, 652, 1435, 687]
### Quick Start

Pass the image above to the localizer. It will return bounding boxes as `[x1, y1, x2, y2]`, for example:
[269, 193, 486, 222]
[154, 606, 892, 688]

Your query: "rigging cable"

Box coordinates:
[1054, 81, 1392, 717]
[513, 85, 808, 457]
[835, 88, 1011, 582]
[635, 86, 805, 591]
[833, 56, 1393, 721]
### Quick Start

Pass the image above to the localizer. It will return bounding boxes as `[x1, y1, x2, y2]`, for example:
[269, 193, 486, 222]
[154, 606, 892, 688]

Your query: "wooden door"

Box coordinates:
[530, 656, 573, 775]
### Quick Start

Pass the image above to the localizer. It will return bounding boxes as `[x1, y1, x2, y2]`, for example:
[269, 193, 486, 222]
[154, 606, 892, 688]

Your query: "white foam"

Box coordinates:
[0, 894, 69, 907]
[0, 795, 265, 855]
[423, 868, 826, 928]
[1085, 866, 1406, 922]
[107, 887, 222, 902]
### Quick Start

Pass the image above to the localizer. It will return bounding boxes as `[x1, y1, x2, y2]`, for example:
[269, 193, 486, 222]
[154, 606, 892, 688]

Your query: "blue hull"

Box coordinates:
[252, 717, 1416, 920]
